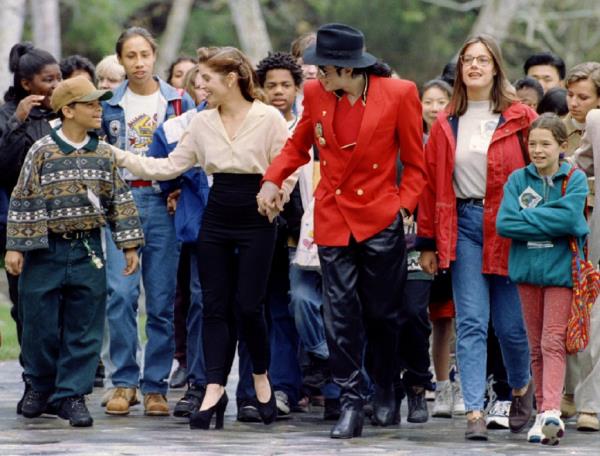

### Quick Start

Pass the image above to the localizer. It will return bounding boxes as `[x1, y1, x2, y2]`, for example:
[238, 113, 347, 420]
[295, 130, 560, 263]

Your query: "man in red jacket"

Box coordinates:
[257, 23, 426, 439]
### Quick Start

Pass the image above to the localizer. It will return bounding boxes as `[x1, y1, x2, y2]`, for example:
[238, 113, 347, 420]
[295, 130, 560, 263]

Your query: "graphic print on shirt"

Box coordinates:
[127, 113, 158, 154]
[468, 119, 497, 154]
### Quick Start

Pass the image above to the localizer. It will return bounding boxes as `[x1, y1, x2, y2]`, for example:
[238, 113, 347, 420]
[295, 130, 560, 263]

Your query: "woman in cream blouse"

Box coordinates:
[114, 46, 292, 430]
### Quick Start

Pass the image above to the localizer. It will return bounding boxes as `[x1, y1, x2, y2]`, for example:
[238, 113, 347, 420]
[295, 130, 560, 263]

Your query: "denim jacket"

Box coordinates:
[100, 77, 195, 150]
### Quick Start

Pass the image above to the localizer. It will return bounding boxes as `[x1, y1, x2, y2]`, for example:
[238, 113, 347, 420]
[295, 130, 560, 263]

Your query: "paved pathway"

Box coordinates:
[0, 358, 599, 455]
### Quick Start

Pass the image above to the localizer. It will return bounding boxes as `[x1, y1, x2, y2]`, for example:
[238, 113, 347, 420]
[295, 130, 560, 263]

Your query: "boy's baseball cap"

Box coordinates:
[50, 76, 112, 112]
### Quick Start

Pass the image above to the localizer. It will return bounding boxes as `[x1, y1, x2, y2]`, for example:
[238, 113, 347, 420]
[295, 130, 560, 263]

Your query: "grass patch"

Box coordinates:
[0, 303, 19, 361]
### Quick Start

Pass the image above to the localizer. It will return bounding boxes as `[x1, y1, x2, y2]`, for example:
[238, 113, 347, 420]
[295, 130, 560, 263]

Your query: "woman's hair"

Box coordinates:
[4, 42, 57, 103]
[565, 61, 600, 96]
[60, 54, 96, 81]
[166, 56, 197, 85]
[529, 112, 568, 146]
[448, 35, 516, 116]
[256, 52, 303, 88]
[115, 27, 157, 57]
[183, 64, 202, 104]
[196, 46, 260, 102]
[536, 87, 568, 116]
[96, 54, 125, 81]
[421, 79, 453, 100]
[290, 32, 316, 61]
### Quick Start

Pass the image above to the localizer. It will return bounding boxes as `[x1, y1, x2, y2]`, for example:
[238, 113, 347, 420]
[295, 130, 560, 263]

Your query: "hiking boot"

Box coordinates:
[144, 393, 169, 416]
[59, 396, 93, 427]
[465, 415, 488, 441]
[576, 412, 600, 432]
[21, 389, 51, 418]
[407, 386, 429, 423]
[173, 384, 205, 418]
[105, 387, 139, 415]
[509, 382, 534, 433]
[560, 393, 576, 419]
[432, 381, 453, 418]
[16, 376, 32, 415]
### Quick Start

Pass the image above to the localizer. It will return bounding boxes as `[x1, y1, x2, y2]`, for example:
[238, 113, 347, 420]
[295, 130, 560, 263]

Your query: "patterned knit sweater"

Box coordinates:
[6, 129, 144, 251]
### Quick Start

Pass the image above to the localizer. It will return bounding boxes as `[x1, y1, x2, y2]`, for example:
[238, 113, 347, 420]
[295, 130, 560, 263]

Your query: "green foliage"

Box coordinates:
[0, 302, 19, 361]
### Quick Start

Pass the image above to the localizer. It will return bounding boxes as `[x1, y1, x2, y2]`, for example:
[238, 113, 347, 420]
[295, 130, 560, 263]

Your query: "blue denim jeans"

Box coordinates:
[105, 186, 178, 395]
[451, 201, 530, 411]
[187, 247, 206, 387]
[288, 248, 340, 399]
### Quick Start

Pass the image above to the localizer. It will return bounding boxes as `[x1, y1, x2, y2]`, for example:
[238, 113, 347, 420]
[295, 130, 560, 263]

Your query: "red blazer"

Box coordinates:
[417, 102, 538, 274]
[263, 76, 426, 247]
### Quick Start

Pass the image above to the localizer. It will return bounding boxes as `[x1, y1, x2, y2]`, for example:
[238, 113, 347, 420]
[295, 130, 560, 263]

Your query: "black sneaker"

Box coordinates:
[58, 396, 93, 427]
[173, 384, 206, 417]
[169, 366, 188, 389]
[236, 398, 261, 423]
[16, 377, 32, 415]
[407, 387, 429, 423]
[324, 398, 341, 421]
[21, 389, 51, 418]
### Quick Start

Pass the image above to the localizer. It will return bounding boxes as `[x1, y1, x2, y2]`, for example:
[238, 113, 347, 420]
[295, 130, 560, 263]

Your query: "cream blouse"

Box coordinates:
[113, 100, 296, 194]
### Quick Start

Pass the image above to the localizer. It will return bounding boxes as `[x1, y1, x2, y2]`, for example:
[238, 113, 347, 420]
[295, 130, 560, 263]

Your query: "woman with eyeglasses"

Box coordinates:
[417, 35, 537, 441]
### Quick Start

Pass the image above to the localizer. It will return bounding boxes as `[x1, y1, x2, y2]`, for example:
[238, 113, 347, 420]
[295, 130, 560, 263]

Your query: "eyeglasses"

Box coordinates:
[460, 55, 493, 67]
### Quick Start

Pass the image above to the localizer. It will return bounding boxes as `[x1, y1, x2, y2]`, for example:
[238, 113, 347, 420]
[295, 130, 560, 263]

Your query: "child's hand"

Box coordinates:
[122, 248, 139, 276]
[419, 250, 438, 275]
[4, 251, 24, 276]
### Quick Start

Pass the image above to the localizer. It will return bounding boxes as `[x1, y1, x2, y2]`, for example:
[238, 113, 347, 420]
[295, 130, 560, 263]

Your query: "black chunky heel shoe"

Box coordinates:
[189, 391, 228, 430]
[256, 379, 277, 425]
[330, 408, 364, 439]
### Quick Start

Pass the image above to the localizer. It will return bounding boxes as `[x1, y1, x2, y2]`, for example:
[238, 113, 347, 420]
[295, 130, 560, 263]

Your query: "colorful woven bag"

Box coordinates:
[563, 167, 600, 354]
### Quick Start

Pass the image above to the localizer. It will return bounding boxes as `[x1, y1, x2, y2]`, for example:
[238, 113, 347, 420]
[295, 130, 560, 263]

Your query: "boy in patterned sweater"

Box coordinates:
[4, 76, 144, 427]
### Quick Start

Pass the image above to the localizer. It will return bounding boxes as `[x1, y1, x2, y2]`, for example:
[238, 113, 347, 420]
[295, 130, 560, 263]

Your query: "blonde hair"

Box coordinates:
[565, 61, 600, 95]
[96, 54, 125, 82]
[197, 46, 261, 102]
[183, 64, 202, 104]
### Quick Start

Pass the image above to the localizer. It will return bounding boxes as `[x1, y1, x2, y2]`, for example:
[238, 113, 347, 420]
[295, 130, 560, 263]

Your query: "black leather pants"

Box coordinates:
[318, 214, 407, 409]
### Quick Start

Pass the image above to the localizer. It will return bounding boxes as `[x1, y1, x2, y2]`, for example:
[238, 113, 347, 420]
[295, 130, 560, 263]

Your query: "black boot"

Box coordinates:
[21, 389, 51, 418]
[58, 396, 93, 427]
[371, 385, 396, 426]
[330, 407, 364, 439]
[174, 383, 206, 417]
[407, 386, 429, 423]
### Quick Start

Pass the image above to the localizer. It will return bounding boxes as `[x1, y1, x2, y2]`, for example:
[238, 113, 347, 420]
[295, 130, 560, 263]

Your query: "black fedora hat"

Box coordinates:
[303, 23, 377, 69]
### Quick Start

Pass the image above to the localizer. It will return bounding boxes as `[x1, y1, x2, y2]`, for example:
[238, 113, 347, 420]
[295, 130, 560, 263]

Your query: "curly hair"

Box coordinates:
[255, 52, 303, 88]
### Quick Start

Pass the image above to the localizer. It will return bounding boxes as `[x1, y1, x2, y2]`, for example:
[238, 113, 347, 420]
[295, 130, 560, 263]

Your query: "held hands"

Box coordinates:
[4, 251, 24, 276]
[419, 250, 438, 275]
[123, 248, 139, 276]
[257, 181, 284, 223]
[15, 95, 45, 122]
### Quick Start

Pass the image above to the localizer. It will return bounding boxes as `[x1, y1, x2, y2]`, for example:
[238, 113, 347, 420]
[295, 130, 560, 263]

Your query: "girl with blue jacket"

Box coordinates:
[497, 113, 589, 446]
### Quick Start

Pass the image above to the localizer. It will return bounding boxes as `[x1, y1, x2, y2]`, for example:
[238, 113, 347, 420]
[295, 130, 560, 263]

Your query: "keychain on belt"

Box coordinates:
[82, 238, 104, 269]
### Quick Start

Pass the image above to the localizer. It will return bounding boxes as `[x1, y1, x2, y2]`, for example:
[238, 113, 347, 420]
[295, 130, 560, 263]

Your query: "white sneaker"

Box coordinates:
[485, 400, 511, 429]
[432, 381, 453, 418]
[527, 413, 544, 443]
[541, 409, 565, 445]
[274, 390, 290, 416]
[452, 378, 466, 415]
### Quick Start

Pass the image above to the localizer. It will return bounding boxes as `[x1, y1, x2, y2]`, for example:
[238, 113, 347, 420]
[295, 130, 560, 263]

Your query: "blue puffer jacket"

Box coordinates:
[496, 162, 589, 287]
[147, 103, 210, 243]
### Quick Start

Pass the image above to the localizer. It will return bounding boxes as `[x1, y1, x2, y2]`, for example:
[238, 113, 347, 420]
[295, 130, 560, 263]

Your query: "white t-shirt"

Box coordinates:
[56, 128, 90, 150]
[453, 100, 500, 199]
[121, 87, 167, 180]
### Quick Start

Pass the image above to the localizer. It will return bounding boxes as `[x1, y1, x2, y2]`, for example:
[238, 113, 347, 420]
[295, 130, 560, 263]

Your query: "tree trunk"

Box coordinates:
[156, 0, 195, 78]
[227, 0, 272, 65]
[30, 0, 61, 60]
[469, 0, 523, 45]
[0, 0, 27, 99]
